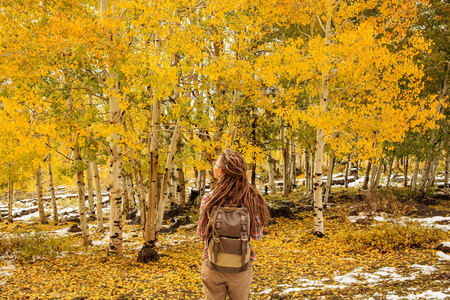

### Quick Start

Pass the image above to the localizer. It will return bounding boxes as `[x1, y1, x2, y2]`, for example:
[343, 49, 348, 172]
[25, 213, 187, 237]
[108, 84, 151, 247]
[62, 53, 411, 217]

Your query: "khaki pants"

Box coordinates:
[201, 260, 253, 300]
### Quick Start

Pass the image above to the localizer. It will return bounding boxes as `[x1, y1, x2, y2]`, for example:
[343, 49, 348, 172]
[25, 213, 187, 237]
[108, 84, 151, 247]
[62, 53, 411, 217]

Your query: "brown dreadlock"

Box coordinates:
[199, 149, 270, 242]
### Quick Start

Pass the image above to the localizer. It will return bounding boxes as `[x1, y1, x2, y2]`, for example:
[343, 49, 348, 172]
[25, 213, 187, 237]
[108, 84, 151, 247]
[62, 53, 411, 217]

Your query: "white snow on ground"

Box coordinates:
[385, 290, 450, 300]
[436, 251, 450, 261]
[0, 257, 16, 285]
[347, 213, 450, 232]
[272, 265, 445, 296]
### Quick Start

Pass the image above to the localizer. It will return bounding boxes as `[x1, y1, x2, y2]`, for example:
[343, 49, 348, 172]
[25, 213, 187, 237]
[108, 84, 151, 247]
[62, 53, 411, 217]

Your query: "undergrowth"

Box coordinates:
[338, 221, 447, 253]
[0, 230, 76, 263]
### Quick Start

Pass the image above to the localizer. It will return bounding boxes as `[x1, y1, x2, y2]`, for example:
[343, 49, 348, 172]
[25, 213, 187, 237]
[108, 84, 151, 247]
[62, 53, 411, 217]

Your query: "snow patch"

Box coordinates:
[437, 251, 450, 261]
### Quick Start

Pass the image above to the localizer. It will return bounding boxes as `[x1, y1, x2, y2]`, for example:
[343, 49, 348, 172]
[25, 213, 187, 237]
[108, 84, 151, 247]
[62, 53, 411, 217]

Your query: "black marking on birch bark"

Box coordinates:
[110, 245, 116, 250]
[318, 207, 323, 211]
[314, 183, 319, 186]
[316, 173, 322, 176]
[111, 233, 119, 238]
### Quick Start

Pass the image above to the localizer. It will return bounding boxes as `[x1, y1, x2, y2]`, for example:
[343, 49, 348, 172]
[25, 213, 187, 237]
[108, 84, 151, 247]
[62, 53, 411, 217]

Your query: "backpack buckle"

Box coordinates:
[241, 234, 248, 241]
[213, 236, 220, 242]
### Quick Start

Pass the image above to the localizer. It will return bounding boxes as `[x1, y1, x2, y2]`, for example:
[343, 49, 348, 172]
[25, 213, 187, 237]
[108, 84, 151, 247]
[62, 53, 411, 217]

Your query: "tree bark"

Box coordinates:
[176, 165, 186, 206]
[419, 158, 433, 191]
[386, 159, 394, 188]
[444, 152, 450, 193]
[74, 145, 91, 244]
[370, 161, 383, 192]
[86, 161, 96, 219]
[7, 174, 13, 223]
[290, 142, 296, 188]
[305, 149, 310, 191]
[344, 156, 350, 189]
[324, 153, 335, 206]
[403, 156, 409, 187]
[48, 157, 58, 224]
[267, 154, 276, 192]
[91, 160, 104, 231]
[411, 159, 420, 190]
[156, 124, 181, 232]
[282, 123, 291, 197]
[121, 171, 128, 215]
[36, 167, 48, 224]
[362, 161, 372, 190]
[144, 98, 160, 248]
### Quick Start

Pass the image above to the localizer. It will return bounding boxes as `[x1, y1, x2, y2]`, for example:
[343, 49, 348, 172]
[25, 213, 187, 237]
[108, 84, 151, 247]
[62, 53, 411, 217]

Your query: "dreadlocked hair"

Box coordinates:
[199, 149, 270, 242]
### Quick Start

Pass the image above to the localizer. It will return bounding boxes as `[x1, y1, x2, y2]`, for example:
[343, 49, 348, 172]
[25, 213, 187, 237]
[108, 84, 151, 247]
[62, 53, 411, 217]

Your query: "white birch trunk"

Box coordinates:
[36, 167, 48, 224]
[7, 175, 13, 223]
[305, 149, 310, 191]
[156, 125, 181, 232]
[418, 158, 433, 191]
[267, 154, 275, 192]
[403, 156, 409, 187]
[86, 161, 96, 219]
[324, 153, 335, 206]
[48, 157, 58, 224]
[386, 159, 394, 188]
[290, 142, 296, 188]
[144, 99, 160, 246]
[411, 159, 420, 190]
[121, 172, 128, 214]
[344, 157, 350, 189]
[176, 165, 186, 206]
[92, 160, 104, 231]
[127, 173, 135, 210]
[370, 161, 383, 192]
[74, 146, 91, 244]
[363, 161, 371, 190]
[445, 153, 449, 192]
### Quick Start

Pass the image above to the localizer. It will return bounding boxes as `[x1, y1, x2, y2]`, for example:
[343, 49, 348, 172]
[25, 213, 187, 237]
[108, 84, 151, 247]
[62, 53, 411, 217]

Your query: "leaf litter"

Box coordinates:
[0, 202, 449, 299]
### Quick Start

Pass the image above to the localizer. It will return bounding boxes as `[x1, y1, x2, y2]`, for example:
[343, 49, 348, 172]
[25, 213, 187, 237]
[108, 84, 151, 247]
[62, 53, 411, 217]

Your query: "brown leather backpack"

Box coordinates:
[207, 205, 251, 273]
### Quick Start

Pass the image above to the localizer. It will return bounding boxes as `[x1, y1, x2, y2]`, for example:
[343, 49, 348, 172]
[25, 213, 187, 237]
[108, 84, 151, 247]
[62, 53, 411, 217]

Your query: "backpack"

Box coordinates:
[207, 204, 251, 273]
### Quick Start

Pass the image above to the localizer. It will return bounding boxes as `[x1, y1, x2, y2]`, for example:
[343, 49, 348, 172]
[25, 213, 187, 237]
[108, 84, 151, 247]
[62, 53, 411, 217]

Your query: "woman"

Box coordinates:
[197, 149, 270, 300]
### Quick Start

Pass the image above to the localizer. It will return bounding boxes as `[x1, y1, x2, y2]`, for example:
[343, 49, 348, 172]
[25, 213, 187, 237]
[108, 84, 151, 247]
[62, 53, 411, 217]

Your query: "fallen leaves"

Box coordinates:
[0, 207, 449, 299]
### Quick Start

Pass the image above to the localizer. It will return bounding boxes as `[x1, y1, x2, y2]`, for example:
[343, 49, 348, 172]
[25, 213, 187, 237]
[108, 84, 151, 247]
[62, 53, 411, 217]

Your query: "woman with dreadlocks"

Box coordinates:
[197, 149, 270, 300]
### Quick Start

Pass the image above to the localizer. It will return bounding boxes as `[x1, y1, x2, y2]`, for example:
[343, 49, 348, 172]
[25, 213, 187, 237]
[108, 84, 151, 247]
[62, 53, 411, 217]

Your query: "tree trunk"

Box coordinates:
[7, 175, 13, 223]
[91, 160, 104, 231]
[290, 142, 296, 188]
[36, 167, 48, 224]
[267, 154, 276, 192]
[48, 157, 58, 224]
[86, 161, 96, 219]
[427, 148, 442, 187]
[363, 161, 372, 190]
[282, 131, 291, 197]
[176, 165, 186, 206]
[324, 153, 335, 206]
[144, 98, 160, 251]
[156, 124, 181, 232]
[370, 161, 383, 192]
[121, 172, 128, 215]
[74, 145, 91, 244]
[419, 158, 433, 191]
[344, 156, 350, 189]
[370, 164, 377, 188]
[445, 152, 449, 190]
[386, 159, 394, 188]
[305, 149, 310, 191]
[403, 156, 409, 187]
[127, 173, 135, 210]
[411, 159, 420, 190]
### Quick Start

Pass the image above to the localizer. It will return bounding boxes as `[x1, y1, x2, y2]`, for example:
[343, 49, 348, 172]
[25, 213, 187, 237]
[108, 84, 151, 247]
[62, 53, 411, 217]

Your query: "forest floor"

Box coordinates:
[0, 189, 449, 299]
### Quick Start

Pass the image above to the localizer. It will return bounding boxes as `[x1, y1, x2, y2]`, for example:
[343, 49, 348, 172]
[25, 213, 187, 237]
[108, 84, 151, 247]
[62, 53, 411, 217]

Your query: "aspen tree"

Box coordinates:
[48, 154, 58, 224]
[92, 160, 104, 231]
[36, 167, 47, 224]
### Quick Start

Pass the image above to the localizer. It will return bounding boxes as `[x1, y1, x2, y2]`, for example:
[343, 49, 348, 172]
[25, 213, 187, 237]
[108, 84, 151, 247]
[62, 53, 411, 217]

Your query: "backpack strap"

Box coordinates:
[240, 209, 248, 267]
[212, 208, 223, 263]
